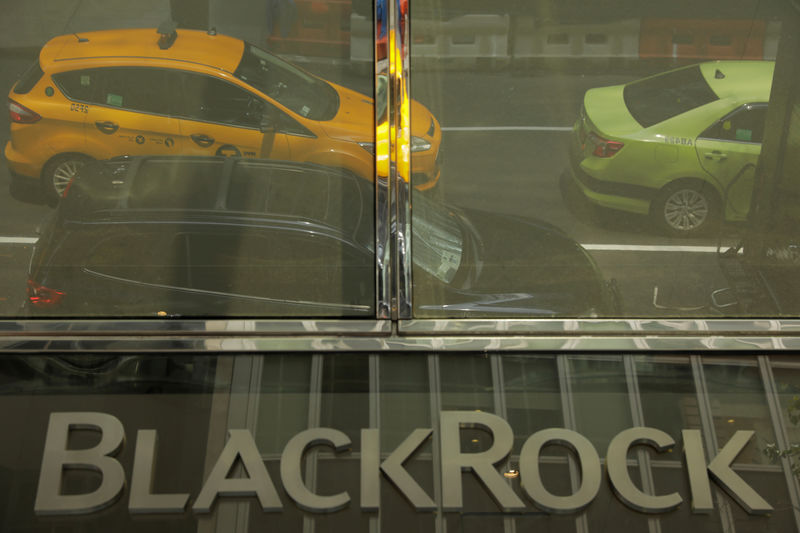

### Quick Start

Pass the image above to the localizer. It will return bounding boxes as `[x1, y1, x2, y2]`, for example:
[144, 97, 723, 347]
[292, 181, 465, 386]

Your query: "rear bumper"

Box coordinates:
[4, 140, 39, 180]
[567, 140, 653, 215]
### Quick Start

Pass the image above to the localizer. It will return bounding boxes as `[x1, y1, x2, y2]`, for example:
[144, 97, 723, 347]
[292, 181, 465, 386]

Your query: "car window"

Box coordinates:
[184, 231, 373, 308]
[91, 67, 174, 115]
[623, 65, 719, 127]
[177, 71, 264, 128]
[228, 162, 370, 245]
[12, 59, 43, 95]
[701, 105, 768, 143]
[52, 69, 99, 103]
[234, 44, 340, 121]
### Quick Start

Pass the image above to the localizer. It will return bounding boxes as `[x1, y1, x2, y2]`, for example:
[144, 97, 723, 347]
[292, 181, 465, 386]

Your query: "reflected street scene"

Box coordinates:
[0, 0, 798, 319]
[410, 0, 800, 317]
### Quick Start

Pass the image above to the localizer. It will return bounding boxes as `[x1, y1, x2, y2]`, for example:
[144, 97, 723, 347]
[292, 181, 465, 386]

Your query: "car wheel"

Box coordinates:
[42, 154, 92, 204]
[652, 181, 720, 237]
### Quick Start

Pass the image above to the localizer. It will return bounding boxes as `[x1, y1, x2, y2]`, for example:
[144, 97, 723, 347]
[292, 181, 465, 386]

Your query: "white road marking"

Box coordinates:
[441, 126, 573, 132]
[582, 244, 734, 253]
[0, 237, 37, 244]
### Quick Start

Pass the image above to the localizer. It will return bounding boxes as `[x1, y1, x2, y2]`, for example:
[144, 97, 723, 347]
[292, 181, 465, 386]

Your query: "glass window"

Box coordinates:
[61, 67, 175, 115]
[623, 65, 720, 127]
[701, 104, 768, 143]
[178, 71, 265, 127]
[409, 0, 799, 318]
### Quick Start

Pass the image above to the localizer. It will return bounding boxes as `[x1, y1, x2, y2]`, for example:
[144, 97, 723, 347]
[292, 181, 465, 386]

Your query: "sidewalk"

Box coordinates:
[0, 0, 275, 52]
[0, 0, 169, 50]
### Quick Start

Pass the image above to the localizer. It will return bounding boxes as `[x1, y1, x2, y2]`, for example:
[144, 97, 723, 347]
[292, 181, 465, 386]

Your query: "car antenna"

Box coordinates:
[157, 20, 178, 50]
[73, 33, 89, 43]
[715, 69, 726, 79]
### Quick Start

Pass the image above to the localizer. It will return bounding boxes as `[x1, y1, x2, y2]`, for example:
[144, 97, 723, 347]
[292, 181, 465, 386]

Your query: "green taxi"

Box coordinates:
[568, 60, 774, 236]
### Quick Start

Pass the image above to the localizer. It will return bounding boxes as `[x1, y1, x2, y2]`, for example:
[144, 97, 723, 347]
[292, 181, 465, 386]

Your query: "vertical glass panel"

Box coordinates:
[772, 362, 800, 473]
[409, 0, 800, 318]
[321, 354, 370, 446]
[256, 354, 312, 453]
[703, 358, 796, 530]
[636, 357, 701, 459]
[568, 356, 632, 451]
[380, 354, 431, 450]
[439, 354, 494, 412]
[703, 359, 776, 464]
[503, 355, 562, 451]
[635, 357, 725, 533]
[4, 1, 375, 318]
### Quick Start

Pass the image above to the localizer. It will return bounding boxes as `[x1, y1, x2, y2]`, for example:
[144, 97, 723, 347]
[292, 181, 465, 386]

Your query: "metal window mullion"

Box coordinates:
[558, 356, 589, 533]
[757, 356, 800, 531]
[690, 356, 736, 533]
[623, 355, 662, 533]
[303, 354, 325, 533]
[490, 354, 516, 533]
[428, 354, 446, 533]
[370, 353, 381, 533]
[374, 0, 412, 320]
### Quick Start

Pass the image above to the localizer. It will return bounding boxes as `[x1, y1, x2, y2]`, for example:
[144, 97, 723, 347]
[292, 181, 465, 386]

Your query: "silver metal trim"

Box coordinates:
[0, 319, 391, 336]
[390, 0, 412, 319]
[4, 329, 800, 352]
[375, 0, 392, 319]
[399, 318, 800, 335]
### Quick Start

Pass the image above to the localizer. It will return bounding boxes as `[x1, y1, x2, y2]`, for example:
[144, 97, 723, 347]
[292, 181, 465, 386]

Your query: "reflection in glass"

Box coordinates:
[410, 0, 799, 319]
[568, 356, 631, 452]
[256, 354, 312, 454]
[703, 359, 775, 465]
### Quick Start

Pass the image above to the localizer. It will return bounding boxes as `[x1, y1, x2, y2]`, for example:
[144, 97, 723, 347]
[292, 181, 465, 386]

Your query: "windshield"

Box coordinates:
[234, 44, 339, 121]
[411, 192, 464, 284]
[623, 65, 719, 127]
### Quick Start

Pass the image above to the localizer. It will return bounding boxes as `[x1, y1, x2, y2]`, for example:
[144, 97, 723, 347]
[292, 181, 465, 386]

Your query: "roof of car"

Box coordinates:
[700, 60, 774, 102]
[39, 28, 245, 74]
[60, 156, 374, 246]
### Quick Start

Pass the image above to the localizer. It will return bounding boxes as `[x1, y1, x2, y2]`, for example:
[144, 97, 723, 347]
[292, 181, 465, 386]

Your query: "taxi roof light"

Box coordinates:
[157, 20, 178, 50]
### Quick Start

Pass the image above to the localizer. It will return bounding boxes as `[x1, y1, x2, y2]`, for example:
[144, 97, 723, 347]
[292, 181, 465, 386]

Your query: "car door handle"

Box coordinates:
[191, 134, 215, 147]
[704, 150, 728, 161]
[95, 121, 119, 134]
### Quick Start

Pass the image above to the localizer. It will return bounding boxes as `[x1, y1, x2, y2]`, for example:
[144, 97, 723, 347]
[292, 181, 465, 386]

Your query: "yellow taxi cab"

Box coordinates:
[5, 25, 442, 201]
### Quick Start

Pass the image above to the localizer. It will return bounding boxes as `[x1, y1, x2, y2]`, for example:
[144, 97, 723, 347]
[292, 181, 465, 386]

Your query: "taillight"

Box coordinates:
[587, 132, 624, 158]
[8, 98, 41, 123]
[27, 279, 64, 307]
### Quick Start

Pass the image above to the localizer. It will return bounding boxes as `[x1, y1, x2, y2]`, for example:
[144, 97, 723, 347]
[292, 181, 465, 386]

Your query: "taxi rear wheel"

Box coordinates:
[42, 154, 93, 205]
[651, 181, 720, 237]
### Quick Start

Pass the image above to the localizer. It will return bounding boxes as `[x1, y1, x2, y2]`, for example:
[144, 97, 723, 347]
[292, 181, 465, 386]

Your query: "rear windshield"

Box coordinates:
[13, 59, 43, 95]
[623, 65, 719, 127]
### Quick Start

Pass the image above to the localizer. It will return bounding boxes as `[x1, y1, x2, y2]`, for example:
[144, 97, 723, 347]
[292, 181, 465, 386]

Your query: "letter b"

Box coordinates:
[35, 412, 126, 515]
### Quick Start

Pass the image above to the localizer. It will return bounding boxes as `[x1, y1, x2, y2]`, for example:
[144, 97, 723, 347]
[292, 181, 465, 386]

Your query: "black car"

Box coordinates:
[26, 156, 618, 318]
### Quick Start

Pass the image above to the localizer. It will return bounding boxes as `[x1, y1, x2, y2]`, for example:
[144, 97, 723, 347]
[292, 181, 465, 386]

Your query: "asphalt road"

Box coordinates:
[0, 51, 733, 317]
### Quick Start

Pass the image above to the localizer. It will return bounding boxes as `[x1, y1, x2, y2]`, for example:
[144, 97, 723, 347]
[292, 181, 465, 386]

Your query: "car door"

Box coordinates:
[83, 68, 183, 159]
[174, 71, 291, 160]
[695, 103, 767, 220]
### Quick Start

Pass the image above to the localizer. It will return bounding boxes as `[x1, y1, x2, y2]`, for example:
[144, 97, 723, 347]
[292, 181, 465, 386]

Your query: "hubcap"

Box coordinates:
[663, 189, 709, 231]
[52, 160, 85, 196]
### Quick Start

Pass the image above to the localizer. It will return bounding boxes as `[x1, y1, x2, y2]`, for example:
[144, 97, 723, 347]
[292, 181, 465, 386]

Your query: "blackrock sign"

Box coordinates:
[34, 411, 773, 516]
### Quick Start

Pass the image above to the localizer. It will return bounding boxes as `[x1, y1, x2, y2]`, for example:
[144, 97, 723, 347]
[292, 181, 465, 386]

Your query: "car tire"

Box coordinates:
[42, 154, 93, 205]
[651, 181, 720, 237]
